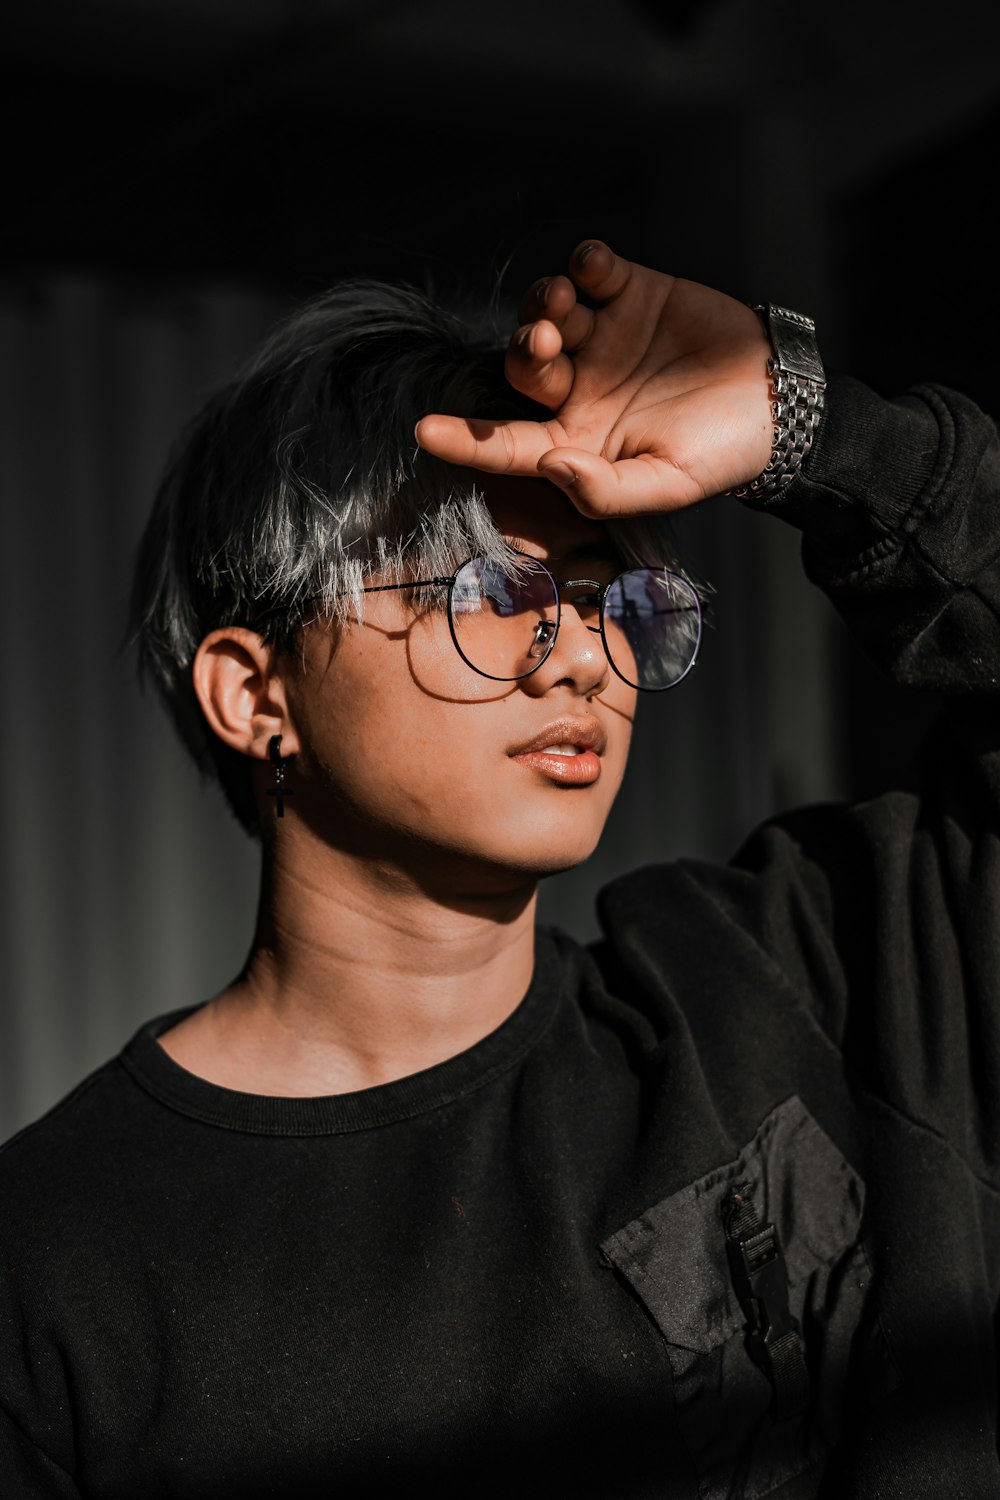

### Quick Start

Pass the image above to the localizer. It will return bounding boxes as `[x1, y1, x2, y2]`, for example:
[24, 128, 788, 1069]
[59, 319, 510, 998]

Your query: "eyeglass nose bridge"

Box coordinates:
[525, 578, 610, 675]
[555, 577, 607, 638]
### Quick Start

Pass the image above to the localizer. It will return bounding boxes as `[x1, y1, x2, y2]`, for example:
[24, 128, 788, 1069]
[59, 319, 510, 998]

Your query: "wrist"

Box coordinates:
[728, 304, 826, 502]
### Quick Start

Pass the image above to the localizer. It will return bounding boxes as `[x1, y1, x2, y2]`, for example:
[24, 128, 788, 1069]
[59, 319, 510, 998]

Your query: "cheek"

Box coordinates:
[290, 625, 505, 823]
[403, 611, 519, 703]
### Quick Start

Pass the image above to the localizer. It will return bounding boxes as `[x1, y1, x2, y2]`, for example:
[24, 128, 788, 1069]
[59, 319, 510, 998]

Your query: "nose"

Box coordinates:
[519, 604, 611, 699]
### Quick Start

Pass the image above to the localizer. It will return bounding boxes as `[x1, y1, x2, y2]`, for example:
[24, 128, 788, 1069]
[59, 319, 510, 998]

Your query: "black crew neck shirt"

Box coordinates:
[4, 377, 1000, 1498]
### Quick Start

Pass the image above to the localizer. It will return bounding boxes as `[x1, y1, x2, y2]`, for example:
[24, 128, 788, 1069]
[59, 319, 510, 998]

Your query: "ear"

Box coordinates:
[192, 628, 301, 763]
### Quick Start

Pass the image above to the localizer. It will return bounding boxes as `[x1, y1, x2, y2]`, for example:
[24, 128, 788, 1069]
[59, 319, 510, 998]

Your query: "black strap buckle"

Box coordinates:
[724, 1186, 809, 1421]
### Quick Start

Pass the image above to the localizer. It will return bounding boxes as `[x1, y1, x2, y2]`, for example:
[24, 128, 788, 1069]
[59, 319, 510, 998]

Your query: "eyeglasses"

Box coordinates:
[360, 551, 702, 691]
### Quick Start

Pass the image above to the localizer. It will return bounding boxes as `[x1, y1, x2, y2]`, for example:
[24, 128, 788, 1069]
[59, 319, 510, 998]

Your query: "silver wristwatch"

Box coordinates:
[728, 304, 826, 501]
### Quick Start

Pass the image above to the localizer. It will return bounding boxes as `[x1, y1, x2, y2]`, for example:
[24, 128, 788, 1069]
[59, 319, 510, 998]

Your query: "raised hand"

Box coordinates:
[415, 240, 775, 519]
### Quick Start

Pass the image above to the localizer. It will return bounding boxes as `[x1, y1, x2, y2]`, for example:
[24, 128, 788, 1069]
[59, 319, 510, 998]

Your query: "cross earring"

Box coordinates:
[267, 735, 295, 817]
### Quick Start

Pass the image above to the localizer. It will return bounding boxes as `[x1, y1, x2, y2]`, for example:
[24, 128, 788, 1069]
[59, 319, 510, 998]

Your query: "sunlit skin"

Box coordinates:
[158, 481, 638, 1096]
[158, 240, 773, 1098]
[284, 478, 638, 887]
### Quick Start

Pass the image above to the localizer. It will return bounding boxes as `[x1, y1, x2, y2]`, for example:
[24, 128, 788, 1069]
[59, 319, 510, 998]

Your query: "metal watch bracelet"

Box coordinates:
[728, 304, 826, 501]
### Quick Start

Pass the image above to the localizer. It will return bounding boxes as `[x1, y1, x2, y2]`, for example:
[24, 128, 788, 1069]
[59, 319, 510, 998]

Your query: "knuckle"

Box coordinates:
[499, 425, 517, 474]
[572, 491, 604, 520]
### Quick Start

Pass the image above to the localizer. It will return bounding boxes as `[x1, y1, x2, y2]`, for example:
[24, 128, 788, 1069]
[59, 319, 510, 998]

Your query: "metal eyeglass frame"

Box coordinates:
[359, 550, 702, 692]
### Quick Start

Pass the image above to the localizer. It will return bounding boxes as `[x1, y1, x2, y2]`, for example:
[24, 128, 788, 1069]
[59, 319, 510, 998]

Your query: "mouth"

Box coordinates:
[507, 716, 606, 786]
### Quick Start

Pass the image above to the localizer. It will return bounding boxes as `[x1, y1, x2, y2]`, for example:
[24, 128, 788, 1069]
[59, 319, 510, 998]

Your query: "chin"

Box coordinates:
[479, 811, 610, 880]
[520, 848, 598, 879]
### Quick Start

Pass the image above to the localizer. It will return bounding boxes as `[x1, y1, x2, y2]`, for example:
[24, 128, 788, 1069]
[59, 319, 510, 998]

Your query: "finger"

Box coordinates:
[415, 414, 557, 474]
[568, 240, 633, 304]
[517, 273, 575, 327]
[505, 320, 575, 410]
[556, 301, 596, 354]
[535, 446, 701, 518]
[519, 276, 595, 353]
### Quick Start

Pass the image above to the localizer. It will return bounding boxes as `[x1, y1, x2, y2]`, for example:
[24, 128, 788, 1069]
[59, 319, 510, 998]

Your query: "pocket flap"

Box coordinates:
[600, 1095, 865, 1354]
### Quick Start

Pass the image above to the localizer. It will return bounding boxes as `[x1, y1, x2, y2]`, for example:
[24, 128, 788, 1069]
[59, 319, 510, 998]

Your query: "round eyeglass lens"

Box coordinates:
[449, 554, 560, 681]
[602, 568, 702, 690]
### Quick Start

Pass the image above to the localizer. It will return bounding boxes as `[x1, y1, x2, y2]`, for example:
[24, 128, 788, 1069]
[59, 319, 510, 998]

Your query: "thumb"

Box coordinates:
[535, 447, 697, 518]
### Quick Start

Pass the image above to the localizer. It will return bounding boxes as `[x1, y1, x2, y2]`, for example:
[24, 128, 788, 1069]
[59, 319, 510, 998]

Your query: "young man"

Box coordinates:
[2, 240, 998, 1498]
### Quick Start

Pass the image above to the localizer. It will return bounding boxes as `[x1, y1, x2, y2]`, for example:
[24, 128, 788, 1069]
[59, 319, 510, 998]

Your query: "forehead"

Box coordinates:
[481, 476, 619, 567]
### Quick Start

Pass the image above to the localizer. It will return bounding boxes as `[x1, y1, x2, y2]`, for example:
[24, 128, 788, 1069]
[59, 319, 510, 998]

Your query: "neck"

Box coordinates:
[158, 820, 539, 1096]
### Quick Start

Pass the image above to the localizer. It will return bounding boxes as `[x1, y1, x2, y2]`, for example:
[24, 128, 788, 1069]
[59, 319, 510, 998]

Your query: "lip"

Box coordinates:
[507, 716, 606, 786]
[506, 716, 607, 759]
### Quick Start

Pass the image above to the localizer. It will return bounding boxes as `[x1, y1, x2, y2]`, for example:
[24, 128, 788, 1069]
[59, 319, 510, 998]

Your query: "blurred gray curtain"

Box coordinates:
[0, 275, 280, 1139]
[0, 272, 846, 1141]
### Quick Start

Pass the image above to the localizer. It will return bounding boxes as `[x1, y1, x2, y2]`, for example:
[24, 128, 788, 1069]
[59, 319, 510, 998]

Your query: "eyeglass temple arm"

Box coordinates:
[358, 577, 455, 595]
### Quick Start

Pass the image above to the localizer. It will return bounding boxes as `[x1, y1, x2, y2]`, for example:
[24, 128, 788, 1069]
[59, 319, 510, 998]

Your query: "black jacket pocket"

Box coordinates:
[600, 1096, 896, 1499]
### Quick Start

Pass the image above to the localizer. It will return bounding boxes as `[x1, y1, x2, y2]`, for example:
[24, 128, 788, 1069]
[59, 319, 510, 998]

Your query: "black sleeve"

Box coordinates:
[750, 374, 1000, 705]
[601, 376, 1000, 1185]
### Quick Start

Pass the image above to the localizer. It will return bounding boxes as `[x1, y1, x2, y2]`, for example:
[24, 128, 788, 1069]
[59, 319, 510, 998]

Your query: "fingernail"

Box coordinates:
[577, 243, 599, 264]
[542, 462, 577, 486]
[536, 278, 552, 306]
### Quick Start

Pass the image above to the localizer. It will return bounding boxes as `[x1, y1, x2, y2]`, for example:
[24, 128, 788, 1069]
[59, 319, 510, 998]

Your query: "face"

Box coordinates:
[280, 479, 638, 895]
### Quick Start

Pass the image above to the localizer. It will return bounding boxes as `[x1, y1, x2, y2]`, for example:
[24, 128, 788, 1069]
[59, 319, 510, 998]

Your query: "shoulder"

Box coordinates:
[594, 788, 928, 1046]
[0, 1013, 185, 1252]
[2, 1058, 123, 1172]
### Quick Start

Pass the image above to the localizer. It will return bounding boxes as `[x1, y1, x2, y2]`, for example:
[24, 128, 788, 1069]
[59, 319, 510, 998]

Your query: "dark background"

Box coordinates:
[3, 0, 999, 1138]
